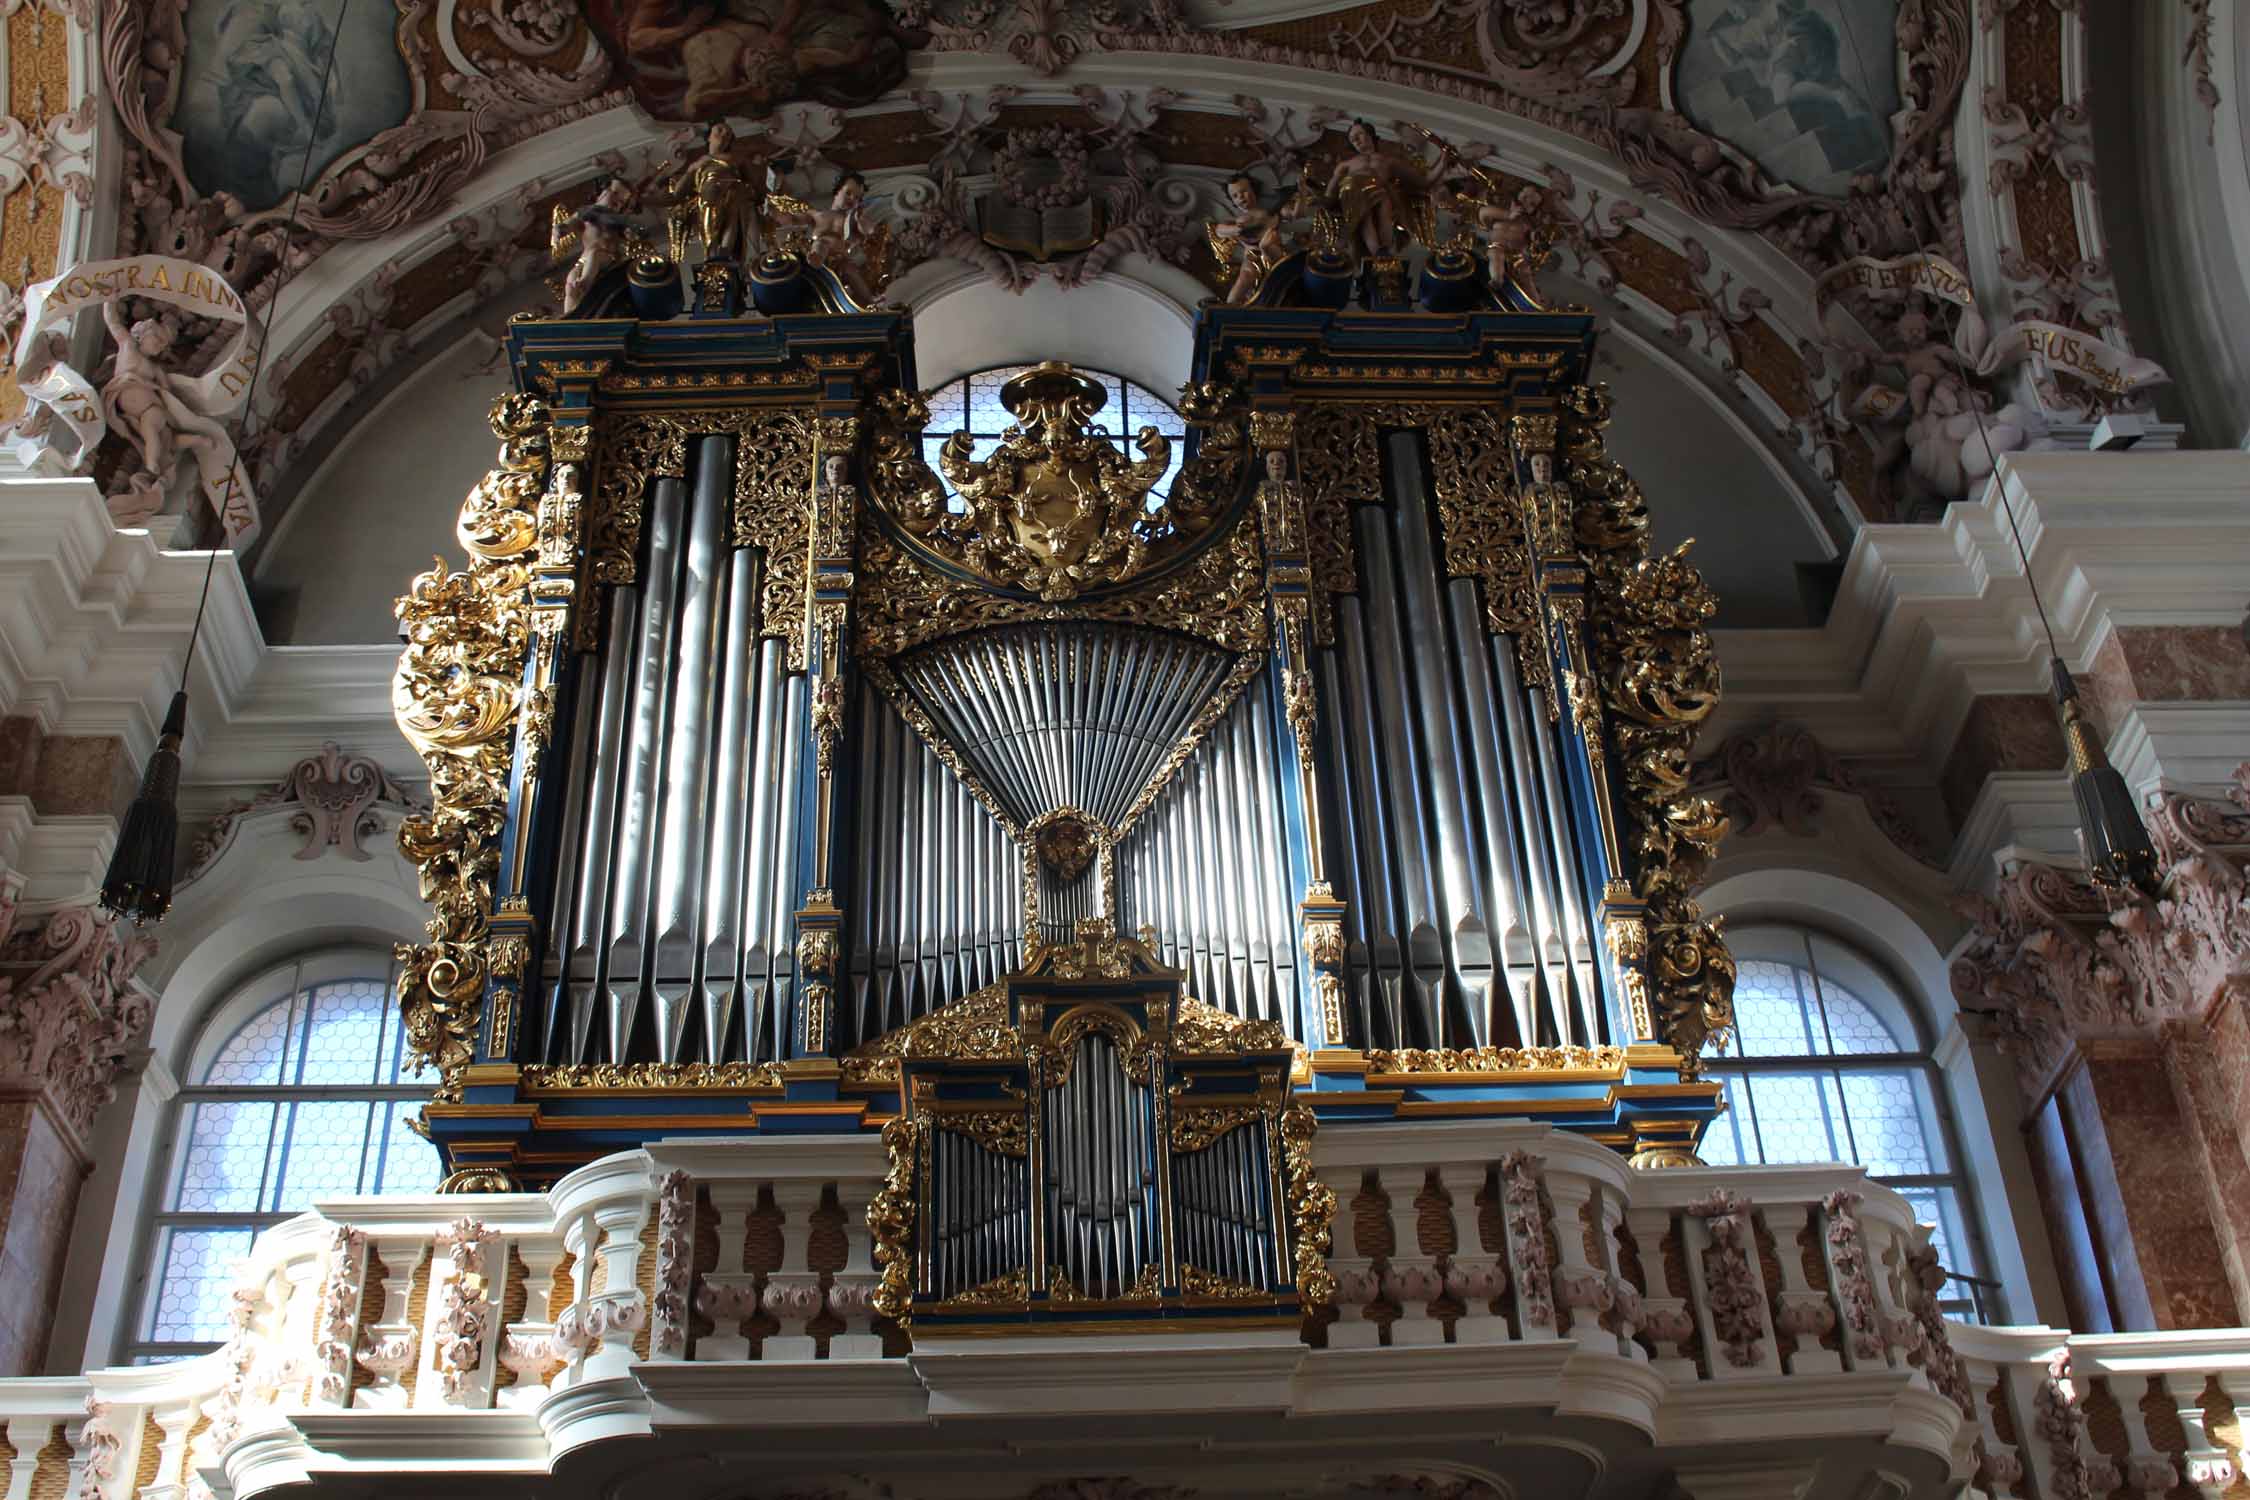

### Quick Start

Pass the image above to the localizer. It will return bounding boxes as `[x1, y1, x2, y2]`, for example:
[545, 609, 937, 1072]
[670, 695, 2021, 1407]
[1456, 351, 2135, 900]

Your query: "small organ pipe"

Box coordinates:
[701, 544, 765, 1064]
[737, 637, 785, 1055]
[564, 571, 638, 1062]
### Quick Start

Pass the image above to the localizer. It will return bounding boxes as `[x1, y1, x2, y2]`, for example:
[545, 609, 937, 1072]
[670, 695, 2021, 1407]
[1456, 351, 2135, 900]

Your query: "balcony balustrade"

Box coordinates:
[5, 1125, 2241, 1500]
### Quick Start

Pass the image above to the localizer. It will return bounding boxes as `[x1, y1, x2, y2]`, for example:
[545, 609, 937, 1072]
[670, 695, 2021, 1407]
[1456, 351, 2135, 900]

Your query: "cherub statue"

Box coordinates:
[1438, 176, 1555, 297]
[99, 300, 228, 501]
[658, 121, 788, 263]
[766, 171, 892, 303]
[549, 175, 645, 316]
[1321, 119, 1452, 259]
[1207, 172, 1296, 305]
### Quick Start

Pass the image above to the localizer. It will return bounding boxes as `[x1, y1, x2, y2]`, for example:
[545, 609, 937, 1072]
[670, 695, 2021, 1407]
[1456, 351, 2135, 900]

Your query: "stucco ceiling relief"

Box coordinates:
[0, 0, 2182, 548]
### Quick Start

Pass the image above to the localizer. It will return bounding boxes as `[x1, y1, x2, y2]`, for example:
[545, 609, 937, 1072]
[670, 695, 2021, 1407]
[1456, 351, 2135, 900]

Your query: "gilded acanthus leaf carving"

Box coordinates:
[391, 395, 546, 1105]
[1561, 382, 1736, 1076]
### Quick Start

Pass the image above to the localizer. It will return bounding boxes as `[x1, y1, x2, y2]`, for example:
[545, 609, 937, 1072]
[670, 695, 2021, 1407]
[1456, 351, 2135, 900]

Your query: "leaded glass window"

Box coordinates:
[918, 364, 1188, 512]
[129, 952, 440, 1361]
[1695, 926, 1997, 1321]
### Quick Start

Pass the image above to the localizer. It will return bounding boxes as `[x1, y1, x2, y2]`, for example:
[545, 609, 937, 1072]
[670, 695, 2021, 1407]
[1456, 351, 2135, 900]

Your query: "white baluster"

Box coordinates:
[764, 1181, 824, 1360]
[136, 1396, 204, 1500]
[830, 1176, 884, 1360]
[3, 1418, 48, 1500]
[1318, 1165, 1381, 1349]
[2108, 1371, 2181, 1498]
[1544, 1167, 1614, 1346]
[497, 1237, 567, 1408]
[352, 1235, 425, 1409]
[1378, 1166, 1442, 1346]
[1623, 1205, 1695, 1378]
[1436, 1162, 1507, 1345]
[1757, 1203, 1840, 1375]
[2178, 1370, 2245, 1498]
[697, 1181, 761, 1361]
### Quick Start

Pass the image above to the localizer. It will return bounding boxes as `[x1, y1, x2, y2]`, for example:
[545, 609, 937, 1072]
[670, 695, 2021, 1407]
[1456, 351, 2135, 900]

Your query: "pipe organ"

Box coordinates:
[392, 246, 1738, 1310]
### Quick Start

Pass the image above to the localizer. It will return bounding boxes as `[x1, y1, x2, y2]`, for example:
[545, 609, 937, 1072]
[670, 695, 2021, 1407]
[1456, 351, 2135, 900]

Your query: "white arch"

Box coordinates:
[903, 265, 1197, 396]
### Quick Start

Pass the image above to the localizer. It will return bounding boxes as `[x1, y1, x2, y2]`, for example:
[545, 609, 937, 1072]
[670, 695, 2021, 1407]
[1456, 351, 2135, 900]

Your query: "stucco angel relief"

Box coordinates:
[582, 0, 926, 120]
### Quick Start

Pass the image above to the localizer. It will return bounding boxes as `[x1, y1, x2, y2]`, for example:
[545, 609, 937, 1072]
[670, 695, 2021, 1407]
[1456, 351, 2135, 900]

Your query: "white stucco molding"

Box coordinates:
[1712, 450, 2250, 807]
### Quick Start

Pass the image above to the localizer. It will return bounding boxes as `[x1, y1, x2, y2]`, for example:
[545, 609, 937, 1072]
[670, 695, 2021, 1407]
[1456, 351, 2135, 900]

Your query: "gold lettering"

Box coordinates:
[147, 265, 170, 291]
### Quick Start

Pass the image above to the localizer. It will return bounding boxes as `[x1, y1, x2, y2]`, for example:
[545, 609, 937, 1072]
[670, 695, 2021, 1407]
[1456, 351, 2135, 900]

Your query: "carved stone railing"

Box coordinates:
[15, 1127, 2250, 1499]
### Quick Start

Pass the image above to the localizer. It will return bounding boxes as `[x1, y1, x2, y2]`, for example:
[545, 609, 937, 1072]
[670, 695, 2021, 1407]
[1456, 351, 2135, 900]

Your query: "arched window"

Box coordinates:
[919, 364, 1187, 509]
[129, 952, 440, 1361]
[1695, 925, 1996, 1320]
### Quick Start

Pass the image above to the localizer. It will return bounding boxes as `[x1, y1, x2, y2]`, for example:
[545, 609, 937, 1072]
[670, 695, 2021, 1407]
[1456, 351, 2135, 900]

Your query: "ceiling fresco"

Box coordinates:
[0, 0, 2170, 556]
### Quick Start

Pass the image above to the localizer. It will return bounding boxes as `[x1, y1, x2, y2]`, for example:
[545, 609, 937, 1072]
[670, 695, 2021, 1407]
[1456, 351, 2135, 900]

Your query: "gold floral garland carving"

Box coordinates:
[392, 394, 547, 1104]
[1366, 1043, 1625, 1075]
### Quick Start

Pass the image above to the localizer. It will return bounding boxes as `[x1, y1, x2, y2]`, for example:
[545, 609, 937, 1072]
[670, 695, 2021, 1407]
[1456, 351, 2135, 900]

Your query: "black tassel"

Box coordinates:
[101, 689, 186, 923]
[2051, 661, 2159, 896]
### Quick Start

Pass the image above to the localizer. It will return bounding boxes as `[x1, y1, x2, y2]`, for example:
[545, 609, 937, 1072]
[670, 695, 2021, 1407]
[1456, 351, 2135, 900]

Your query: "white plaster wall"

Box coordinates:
[252, 330, 512, 645]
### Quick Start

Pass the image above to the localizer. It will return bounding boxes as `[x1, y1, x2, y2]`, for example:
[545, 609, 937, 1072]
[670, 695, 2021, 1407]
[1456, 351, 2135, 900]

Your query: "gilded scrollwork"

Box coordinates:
[1280, 1102, 1336, 1307]
[853, 981, 1024, 1062]
[938, 1269, 1030, 1308]
[1181, 1265, 1270, 1301]
[934, 1110, 1030, 1158]
[1171, 993, 1288, 1054]
[1562, 382, 1737, 1075]
[519, 1060, 786, 1091]
[391, 396, 546, 1104]
[1366, 1043, 1625, 1075]
[869, 1115, 920, 1324]
[862, 365, 1249, 606]
[1170, 1105, 1259, 1155]
[1046, 1265, 1162, 1306]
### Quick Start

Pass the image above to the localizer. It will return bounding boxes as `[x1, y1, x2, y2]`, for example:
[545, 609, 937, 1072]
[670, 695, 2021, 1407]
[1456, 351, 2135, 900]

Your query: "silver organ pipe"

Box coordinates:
[603, 470, 690, 1062]
[698, 541, 764, 1064]
[736, 636, 786, 1060]
[763, 668, 807, 1061]
[1384, 433, 1498, 1046]
[537, 445, 813, 1067]
[652, 436, 732, 1063]
[1285, 434, 1614, 1056]
[1041, 1032, 1151, 1295]
[1116, 683, 1305, 1028]
[839, 691, 1017, 1051]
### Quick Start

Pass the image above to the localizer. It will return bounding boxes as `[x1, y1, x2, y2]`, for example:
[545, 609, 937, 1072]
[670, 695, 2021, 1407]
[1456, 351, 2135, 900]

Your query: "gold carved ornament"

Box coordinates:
[391, 394, 547, 1104]
[1170, 1104, 1259, 1154]
[1366, 1043, 1624, 1074]
[854, 375, 1265, 660]
[934, 1110, 1030, 1157]
[868, 1114, 921, 1325]
[1560, 383, 1737, 1075]
[1279, 1102, 1335, 1307]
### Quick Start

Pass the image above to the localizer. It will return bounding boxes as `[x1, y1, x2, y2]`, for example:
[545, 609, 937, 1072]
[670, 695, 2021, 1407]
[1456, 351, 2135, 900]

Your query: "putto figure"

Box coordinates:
[768, 171, 892, 303]
[549, 176, 647, 315]
[100, 300, 229, 507]
[1207, 173, 1297, 305]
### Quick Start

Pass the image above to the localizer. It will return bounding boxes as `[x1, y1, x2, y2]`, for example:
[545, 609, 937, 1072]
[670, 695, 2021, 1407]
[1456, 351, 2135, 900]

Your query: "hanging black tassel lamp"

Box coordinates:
[100, 688, 186, 922]
[2052, 659, 2160, 896]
